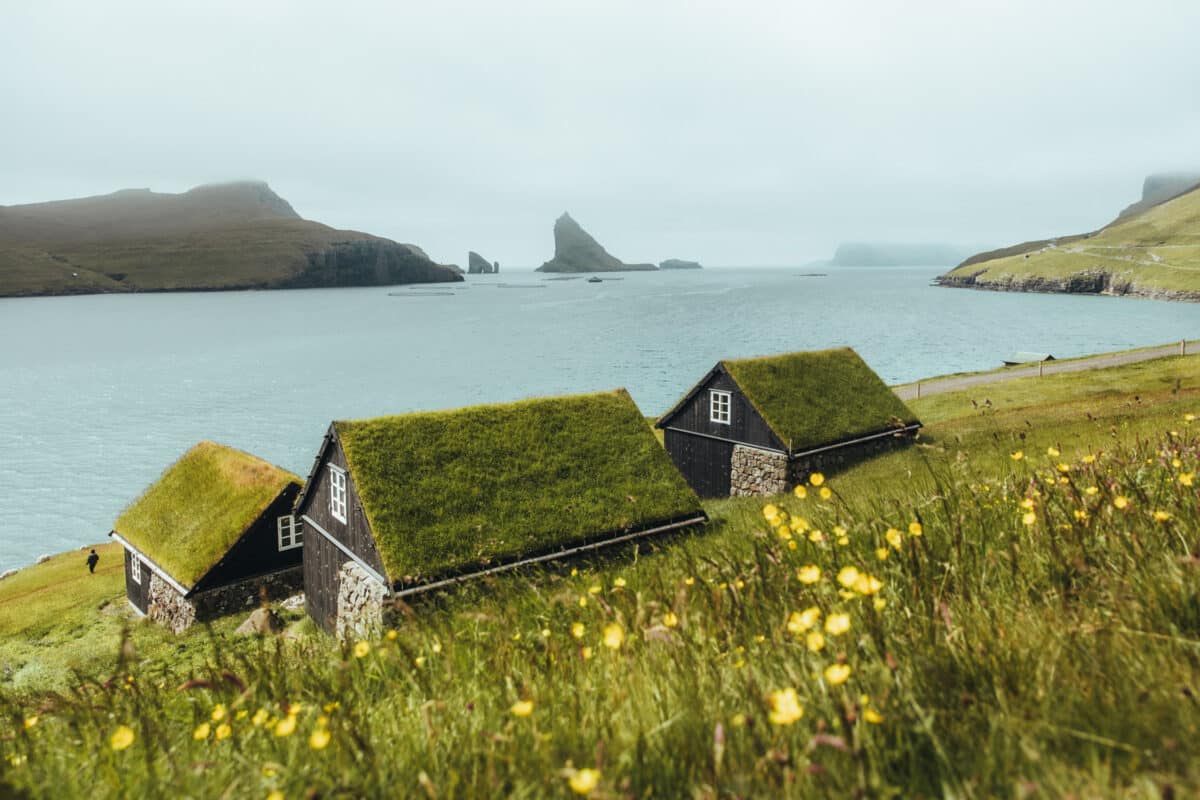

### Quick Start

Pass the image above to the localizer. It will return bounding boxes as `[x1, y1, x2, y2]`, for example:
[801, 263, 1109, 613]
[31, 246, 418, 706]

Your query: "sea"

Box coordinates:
[1, 266, 1197, 572]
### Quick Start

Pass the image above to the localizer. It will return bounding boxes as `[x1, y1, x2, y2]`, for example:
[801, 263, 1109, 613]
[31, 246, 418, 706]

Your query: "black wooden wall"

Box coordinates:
[663, 429, 734, 498]
[660, 370, 783, 451]
[303, 526, 342, 633]
[192, 483, 304, 593]
[124, 549, 150, 613]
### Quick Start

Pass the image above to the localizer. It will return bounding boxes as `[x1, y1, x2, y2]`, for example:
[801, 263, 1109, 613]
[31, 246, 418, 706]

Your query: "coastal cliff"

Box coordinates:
[0, 181, 462, 296]
[536, 212, 657, 273]
[938, 178, 1200, 303]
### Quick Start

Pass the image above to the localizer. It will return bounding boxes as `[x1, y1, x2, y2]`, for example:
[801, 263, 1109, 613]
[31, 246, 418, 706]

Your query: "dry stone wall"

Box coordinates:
[148, 573, 196, 633]
[789, 431, 918, 486]
[145, 567, 303, 634]
[730, 445, 788, 496]
[336, 561, 387, 641]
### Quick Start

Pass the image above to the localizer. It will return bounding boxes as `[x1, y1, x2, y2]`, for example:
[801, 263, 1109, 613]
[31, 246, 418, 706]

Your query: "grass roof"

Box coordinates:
[114, 442, 301, 589]
[722, 348, 920, 452]
[334, 390, 704, 584]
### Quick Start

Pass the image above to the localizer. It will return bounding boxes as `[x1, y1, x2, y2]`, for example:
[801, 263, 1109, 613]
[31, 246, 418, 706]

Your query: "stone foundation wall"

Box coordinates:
[146, 567, 304, 634]
[336, 561, 387, 641]
[148, 573, 196, 633]
[730, 445, 788, 496]
[789, 430, 918, 486]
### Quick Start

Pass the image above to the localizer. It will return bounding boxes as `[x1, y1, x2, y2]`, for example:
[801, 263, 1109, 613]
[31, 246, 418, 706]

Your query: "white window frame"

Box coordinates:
[129, 553, 141, 585]
[710, 389, 732, 424]
[277, 515, 302, 551]
[329, 465, 348, 523]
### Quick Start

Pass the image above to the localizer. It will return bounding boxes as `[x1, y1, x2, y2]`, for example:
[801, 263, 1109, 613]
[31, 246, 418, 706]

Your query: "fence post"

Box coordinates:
[916, 382, 921, 399]
[1039, 361, 1044, 377]
[1183, 339, 1187, 357]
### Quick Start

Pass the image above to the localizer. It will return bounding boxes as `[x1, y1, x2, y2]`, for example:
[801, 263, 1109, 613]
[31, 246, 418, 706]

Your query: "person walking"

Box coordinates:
[86, 549, 99, 574]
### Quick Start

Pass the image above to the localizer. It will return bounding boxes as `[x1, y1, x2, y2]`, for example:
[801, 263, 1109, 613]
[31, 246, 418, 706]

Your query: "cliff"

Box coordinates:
[1118, 172, 1200, 219]
[535, 213, 657, 273]
[0, 181, 462, 296]
[939, 180, 1200, 302]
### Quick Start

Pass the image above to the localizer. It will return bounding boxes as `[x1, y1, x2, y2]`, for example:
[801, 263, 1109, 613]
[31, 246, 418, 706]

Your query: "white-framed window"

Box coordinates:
[277, 515, 303, 551]
[329, 465, 348, 523]
[129, 554, 141, 585]
[710, 390, 732, 424]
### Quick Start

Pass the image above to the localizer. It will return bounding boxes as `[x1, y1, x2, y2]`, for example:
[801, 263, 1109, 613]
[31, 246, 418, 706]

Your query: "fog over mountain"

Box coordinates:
[2, 0, 1198, 267]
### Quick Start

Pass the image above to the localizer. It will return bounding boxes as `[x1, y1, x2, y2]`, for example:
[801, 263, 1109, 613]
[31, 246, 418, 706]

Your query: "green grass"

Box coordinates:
[942, 185, 1200, 298]
[115, 442, 300, 588]
[337, 390, 704, 584]
[3, 355, 1200, 797]
[719, 348, 919, 452]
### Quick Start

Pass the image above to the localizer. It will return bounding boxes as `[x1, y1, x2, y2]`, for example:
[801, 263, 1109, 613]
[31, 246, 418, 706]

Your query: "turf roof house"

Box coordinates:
[109, 442, 304, 633]
[656, 348, 921, 497]
[294, 390, 706, 638]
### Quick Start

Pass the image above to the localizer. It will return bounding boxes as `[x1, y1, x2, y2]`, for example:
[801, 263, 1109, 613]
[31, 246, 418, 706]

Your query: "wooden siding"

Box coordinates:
[191, 484, 304, 593]
[124, 548, 150, 613]
[661, 369, 783, 451]
[663, 429, 734, 498]
[301, 437, 387, 577]
[303, 525, 343, 633]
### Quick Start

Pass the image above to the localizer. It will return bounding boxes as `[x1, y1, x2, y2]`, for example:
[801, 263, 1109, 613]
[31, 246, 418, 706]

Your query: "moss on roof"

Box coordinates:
[114, 442, 301, 588]
[334, 390, 704, 584]
[722, 348, 920, 452]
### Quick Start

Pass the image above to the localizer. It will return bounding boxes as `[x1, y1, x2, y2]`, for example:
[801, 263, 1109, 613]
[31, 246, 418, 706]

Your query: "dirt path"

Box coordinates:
[894, 340, 1196, 401]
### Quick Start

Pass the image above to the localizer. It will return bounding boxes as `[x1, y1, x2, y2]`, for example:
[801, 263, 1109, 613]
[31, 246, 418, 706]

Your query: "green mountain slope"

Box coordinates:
[939, 183, 1200, 301]
[0, 182, 462, 296]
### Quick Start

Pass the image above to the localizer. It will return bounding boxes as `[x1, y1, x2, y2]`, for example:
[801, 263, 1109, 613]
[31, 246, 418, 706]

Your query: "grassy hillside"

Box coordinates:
[1, 354, 1198, 797]
[940, 184, 1200, 300]
[0, 182, 462, 296]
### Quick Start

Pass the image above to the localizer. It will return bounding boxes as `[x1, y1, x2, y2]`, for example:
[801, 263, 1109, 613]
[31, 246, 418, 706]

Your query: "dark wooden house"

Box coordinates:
[656, 348, 921, 497]
[109, 441, 304, 632]
[294, 390, 706, 638]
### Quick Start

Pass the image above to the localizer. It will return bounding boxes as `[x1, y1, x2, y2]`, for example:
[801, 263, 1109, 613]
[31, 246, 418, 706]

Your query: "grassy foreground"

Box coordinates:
[1, 356, 1199, 798]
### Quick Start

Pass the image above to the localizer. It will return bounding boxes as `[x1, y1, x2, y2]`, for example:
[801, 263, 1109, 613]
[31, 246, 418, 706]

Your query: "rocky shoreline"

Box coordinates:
[936, 270, 1200, 303]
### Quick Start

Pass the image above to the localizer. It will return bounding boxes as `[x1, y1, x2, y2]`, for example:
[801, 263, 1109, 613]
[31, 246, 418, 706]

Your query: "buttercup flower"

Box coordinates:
[568, 768, 601, 795]
[797, 565, 821, 584]
[110, 725, 135, 751]
[767, 688, 804, 725]
[825, 613, 851, 636]
[510, 700, 534, 717]
[602, 624, 625, 650]
[824, 663, 852, 685]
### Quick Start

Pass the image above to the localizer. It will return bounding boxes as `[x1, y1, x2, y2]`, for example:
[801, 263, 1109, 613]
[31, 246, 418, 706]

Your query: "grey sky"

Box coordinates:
[3, 0, 1198, 266]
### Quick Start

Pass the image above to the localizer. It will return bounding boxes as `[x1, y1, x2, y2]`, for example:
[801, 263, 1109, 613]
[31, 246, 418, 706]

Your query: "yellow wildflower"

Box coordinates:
[215, 724, 231, 741]
[788, 540, 798, 550]
[836, 566, 861, 588]
[825, 613, 851, 636]
[274, 715, 297, 737]
[684, 577, 695, 586]
[1083, 454, 1097, 464]
[863, 707, 884, 724]
[613, 577, 626, 588]
[824, 663, 852, 685]
[1010, 450, 1024, 461]
[790, 516, 811, 532]
[581, 646, 593, 659]
[776, 525, 793, 541]
[873, 598, 887, 611]
[570, 568, 578, 577]
[662, 611, 679, 628]
[541, 628, 551, 638]
[1185, 413, 1196, 423]
[876, 547, 889, 561]
[210, 704, 226, 722]
[885, 528, 903, 549]
[568, 768, 601, 795]
[853, 574, 883, 595]
[1113, 495, 1129, 510]
[767, 688, 804, 725]
[1020, 497, 1035, 510]
[510, 700, 534, 717]
[1179, 473, 1195, 487]
[353, 641, 370, 659]
[578, 596, 588, 608]
[23, 715, 38, 729]
[806, 631, 825, 652]
[1172, 457, 1182, 468]
[1154, 510, 1172, 522]
[808, 529, 825, 543]
[251, 708, 269, 727]
[193, 722, 211, 740]
[588, 584, 602, 595]
[109, 725, 135, 751]
[1085, 486, 1098, 496]
[787, 607, 821, 633]
[602, 623, 625, 650]
[267, 792, 284, 800]
[1073, 509, 1089, 521]
[796, 564, 821, 584]
[1056, 463, 1071, 474]
[1022, 512, 1037, 526]
[309, 727, 331, 750]
[793, 485, 808, 499]
[762, 504, 779, 520]
[908, 521, 923, 536]
[1047, 446, 1060, 457]
[386, 629, 398, 641]
[819, 487, 832, 500]
[809, 472, 825, 486]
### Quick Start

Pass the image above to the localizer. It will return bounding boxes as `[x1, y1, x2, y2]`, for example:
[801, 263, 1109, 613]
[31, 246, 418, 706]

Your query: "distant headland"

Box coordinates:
[0, 181, 463, 297]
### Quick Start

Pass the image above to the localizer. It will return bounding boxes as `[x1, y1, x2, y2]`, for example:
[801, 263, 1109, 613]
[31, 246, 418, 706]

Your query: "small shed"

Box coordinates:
[656, 348, 921, 497]
[294, 390, 706, 638]
[1002, 352, 1056, 366]
[109, 442, 304, 632]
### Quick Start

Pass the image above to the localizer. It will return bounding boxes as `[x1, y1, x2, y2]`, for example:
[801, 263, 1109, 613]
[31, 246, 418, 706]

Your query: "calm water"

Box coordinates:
[1, 267, 1196, 571]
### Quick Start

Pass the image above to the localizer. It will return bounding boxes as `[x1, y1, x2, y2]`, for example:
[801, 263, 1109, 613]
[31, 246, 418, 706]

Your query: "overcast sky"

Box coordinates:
[3, 0, 1198, 266]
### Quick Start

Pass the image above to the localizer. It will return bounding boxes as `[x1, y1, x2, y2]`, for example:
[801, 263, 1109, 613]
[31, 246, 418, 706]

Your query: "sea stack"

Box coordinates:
[536, 212, 657, 273]
[468, 251, 495, 274]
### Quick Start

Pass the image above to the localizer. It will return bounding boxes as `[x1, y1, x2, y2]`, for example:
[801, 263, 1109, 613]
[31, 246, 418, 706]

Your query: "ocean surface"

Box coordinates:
[2, 267, 1197, 572]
